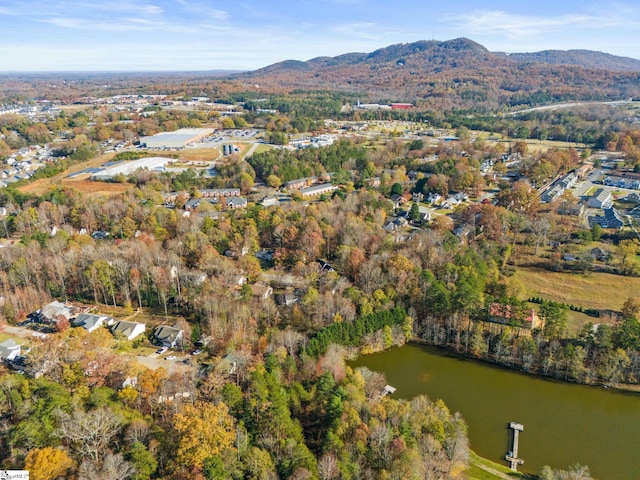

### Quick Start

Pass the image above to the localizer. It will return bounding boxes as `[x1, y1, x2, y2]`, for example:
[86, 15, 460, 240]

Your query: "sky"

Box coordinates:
[1, 0, 639, 72]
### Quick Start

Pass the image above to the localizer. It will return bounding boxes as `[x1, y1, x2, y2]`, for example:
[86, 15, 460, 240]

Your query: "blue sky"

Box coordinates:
[1, 0, 639, 72]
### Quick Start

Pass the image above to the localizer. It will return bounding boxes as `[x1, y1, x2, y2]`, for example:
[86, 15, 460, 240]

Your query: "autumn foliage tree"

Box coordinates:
[24, 447, 74, 480]
[172, 401, 237, 471]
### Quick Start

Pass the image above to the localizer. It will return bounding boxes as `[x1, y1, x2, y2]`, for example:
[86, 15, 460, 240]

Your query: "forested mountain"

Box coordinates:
[502, 49, 640, 72]
[235, 38, 640, 110]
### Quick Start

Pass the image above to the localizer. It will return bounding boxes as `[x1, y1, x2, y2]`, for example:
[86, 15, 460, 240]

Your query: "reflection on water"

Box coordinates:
[350, 343, 640, 480]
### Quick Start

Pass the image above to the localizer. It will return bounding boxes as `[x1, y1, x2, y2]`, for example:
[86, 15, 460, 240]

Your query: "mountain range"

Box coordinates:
[234, 38, 640, 110]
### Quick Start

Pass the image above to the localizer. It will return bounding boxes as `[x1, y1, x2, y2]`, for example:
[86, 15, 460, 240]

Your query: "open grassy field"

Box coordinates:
[253, 143, 273, 155]
[512, 266, 640, 312]
[177, 147, 221, 161]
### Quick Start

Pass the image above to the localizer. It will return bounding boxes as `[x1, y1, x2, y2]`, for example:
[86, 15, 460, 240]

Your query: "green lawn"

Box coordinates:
[465, 451, 530, 480]
[0, 333, 14, 343]
[254, 144, 273, 154]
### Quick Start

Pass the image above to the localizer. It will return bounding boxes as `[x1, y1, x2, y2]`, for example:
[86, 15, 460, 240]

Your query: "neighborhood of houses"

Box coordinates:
[538, 160, 640, 230]
[0, 300, 192, 375]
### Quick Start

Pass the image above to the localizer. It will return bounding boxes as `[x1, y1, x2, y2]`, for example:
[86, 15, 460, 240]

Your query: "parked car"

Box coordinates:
[155, 347, 168, 355]
[165, 355, 176, 361]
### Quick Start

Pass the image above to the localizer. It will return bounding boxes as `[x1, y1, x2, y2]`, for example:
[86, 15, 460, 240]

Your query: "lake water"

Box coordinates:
[350, 343, 640, 479]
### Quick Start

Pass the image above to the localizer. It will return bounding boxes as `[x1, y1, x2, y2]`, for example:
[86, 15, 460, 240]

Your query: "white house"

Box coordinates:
[73, 313, 112, 333]
[0, 339, 21, 361]
[36, 301, 74, 324]
[300, 183, 338, 198]
[111, 320, 146, 341]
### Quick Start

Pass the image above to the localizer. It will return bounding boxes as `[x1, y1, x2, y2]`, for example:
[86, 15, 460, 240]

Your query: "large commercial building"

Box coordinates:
[139, 128, 214, 149]
[91, 157, 172, 180]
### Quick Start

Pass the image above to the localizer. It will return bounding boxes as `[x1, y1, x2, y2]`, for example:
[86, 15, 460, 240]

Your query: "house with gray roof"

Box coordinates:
[604, 207, 624, 229]
[300, 183, 337, 198]
[35, 301, 74, 324]
[73, 313, 112, 333]
[227, 197, 248, 209]
[111, 320, 146, 341]
[587, 189, 613, 209]
[0, 339, 21, 361]
[153, 325, 184, 348]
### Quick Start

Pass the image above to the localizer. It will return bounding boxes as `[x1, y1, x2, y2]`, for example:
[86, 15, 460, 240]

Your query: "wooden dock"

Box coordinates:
[379, 385, 396, 398]
[505, 422, 524, 471]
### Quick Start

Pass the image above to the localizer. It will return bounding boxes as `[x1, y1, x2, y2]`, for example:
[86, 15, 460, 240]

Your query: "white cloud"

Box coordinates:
[448, 11, 593, 38]
[331, 21, 380, 40]
[448, 8, 640, 40]
[174, 0, 229, 20]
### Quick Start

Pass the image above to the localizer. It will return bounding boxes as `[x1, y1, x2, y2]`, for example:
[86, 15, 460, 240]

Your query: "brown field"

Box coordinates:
[18, 151, 120, 196]
[512, 266, 640, 311]
[17, 146, 223, 197]
[177, 147, 221, 161]
[20, 176, 131, 198]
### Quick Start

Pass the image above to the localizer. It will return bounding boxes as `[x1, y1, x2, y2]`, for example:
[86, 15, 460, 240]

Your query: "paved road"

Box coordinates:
[505, 100, 634, 116]
[242, 141, 261, 160]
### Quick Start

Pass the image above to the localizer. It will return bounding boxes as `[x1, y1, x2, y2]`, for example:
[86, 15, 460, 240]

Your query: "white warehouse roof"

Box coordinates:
[92, 157, 172, 180]
[140, 128, 214, 149]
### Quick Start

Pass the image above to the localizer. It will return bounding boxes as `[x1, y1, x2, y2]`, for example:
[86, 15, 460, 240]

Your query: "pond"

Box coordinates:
[350, 343, 640, 479]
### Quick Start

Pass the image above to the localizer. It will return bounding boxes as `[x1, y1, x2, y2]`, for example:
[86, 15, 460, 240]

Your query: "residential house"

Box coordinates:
[488, 303, 543, 330]
[625, 192, 640, 204]
[317, 260, 336, 272]
[250, 284, 273, 300]
[383, 217, 409, 233]
[604, 207, 624, 229]
[300, 183, 337, 198]
[284, 177, 317, 190]
[255, 249, 275, 262]
[200, 188, 240, 198]
[227, 197, 248, 209]
[276, 293, 299, 306]
[576, 164, 593, 179]
[587, 189, 613, 209]
[111, 320, 146, 341]
[454, 225, 474, 244]
[153, 325, 184, 348]
[35, 301, 74, 324]
[590, 247, 609, 261]
[163, 191, 189, 203]
[541, 184, 565, 203]
[442, 195, 462, 209]
[383, 221, 398, 233]
[91, 231, 110, 240]
[0, 339, 21, 361]
[73, 313, 112, 333]
[427, 192, 441, 204]
[184, 198, 201, 210]
[560, 172, 578, 189]
[261, 195, 280, 207]
[390, 193, 405, 209]
[417, 206, 432, 222]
